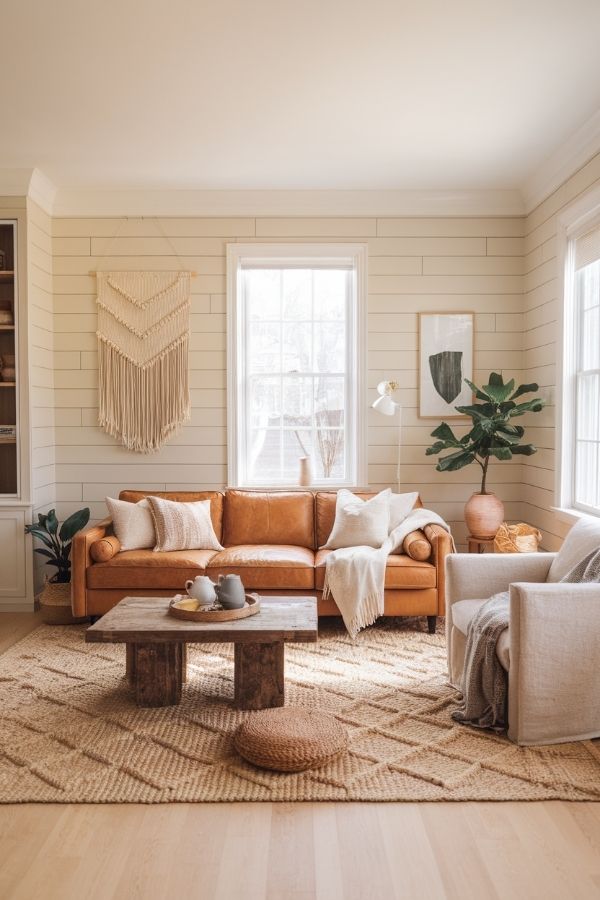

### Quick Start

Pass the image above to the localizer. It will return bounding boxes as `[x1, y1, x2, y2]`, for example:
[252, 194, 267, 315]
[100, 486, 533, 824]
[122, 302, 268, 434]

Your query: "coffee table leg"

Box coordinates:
[234, 641, 284, 710]
[181, 643, 188, 683]
[129, 642, 183, 707]
[126, 643, 137, 684]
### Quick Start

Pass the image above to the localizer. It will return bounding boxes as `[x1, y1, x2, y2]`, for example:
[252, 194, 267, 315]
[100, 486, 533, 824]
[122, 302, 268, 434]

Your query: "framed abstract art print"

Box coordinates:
[418, 312, 473, 418]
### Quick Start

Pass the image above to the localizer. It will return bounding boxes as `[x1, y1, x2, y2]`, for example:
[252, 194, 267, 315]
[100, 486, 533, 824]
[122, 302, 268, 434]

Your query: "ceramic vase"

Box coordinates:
[299, 456, 312, 486]
[464, 491, 504, 540]
[0, 353, 15, 382]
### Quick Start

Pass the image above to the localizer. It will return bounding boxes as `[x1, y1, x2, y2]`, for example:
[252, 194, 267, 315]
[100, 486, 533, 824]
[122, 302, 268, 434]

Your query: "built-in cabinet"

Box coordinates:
[0, 222, 18, 494]
[0, 216, 33, 609]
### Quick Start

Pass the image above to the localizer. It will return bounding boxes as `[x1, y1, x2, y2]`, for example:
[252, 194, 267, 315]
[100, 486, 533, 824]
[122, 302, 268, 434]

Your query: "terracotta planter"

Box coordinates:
[464, 492, 504, 540]
[39, 580, 88, 625]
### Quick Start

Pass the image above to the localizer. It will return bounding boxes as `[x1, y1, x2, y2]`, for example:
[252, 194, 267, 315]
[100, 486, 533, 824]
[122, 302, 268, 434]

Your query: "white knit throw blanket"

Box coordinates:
[323, 508, 452, 638]
[97, 271, 191, 453]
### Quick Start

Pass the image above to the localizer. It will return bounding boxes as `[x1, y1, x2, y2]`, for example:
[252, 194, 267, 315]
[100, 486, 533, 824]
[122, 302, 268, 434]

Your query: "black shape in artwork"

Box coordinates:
[428, 351, 463, 404]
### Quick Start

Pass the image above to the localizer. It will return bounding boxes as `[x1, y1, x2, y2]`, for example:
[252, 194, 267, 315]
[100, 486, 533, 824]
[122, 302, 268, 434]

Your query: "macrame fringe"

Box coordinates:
[98, 339, 190, 453]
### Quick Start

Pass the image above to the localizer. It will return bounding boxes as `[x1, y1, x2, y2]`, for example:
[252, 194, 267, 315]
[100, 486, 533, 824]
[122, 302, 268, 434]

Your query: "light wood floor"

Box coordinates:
[1, 613, 599, 900]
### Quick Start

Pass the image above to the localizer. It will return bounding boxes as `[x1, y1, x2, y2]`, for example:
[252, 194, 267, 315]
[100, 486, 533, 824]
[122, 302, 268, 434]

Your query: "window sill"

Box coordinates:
[551, 506, 600, 524]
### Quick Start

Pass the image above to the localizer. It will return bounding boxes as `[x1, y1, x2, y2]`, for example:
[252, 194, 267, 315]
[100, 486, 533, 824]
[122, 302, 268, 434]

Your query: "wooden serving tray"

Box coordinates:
[168, 593, 260, 622]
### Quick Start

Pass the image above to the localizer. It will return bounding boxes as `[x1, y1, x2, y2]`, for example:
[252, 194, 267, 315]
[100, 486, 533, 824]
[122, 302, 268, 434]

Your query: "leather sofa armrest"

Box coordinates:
[71, 517, 113, 617]
[423, 523, 453, 616]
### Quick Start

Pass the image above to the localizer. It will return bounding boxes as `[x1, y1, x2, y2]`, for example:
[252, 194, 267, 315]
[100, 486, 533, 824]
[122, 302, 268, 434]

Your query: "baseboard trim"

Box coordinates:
[0, 601, 36, 613]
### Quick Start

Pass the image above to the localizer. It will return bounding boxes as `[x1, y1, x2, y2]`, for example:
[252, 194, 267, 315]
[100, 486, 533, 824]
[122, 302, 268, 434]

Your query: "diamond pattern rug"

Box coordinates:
[1, 620, 599, 803]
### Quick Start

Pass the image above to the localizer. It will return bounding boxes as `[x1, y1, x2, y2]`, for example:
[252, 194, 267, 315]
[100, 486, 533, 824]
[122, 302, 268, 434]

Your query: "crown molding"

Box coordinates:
[6, 115, 600, 221]
[522, 109, 600, 214]
[0, 168, 35, 198]
[51, 187, 525, 218]
[27, 168, 58, 216]
[0, 168, 57, 215]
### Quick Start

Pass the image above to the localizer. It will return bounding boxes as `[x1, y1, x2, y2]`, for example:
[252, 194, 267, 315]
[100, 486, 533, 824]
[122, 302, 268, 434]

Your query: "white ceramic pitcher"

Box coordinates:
[184, 575, 217, 607]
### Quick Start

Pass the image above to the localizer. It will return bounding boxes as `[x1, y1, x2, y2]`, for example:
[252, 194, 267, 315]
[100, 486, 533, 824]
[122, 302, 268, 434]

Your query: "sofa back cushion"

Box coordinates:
[547, 515, 600, 582]
[119, 491, 224, 544]
[315, 491, 421, 548]
[222, 490, 315, 548]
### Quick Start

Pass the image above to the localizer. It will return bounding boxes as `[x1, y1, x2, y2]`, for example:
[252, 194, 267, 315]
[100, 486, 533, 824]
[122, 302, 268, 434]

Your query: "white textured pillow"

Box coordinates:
[325, 489, 391, 550]
[547, 516, 600, 582]
[147, 496, 223, 552]
[389, 491, 419, 531]
[105, 496, 155, 551]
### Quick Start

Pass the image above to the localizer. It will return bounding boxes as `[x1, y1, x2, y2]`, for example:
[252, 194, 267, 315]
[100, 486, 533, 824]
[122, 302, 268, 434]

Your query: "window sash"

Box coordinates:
[563, 226, 600, 516]
[227, 245, 366, 489]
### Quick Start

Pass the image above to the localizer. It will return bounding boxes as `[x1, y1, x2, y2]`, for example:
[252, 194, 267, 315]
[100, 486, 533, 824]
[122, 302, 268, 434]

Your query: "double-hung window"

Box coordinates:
[561, 213, 600, 516]
[227, 244, 367, 488]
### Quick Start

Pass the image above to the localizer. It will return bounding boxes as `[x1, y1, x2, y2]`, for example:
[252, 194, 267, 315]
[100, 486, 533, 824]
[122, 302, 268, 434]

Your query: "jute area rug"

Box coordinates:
[1, 620, 599, 803]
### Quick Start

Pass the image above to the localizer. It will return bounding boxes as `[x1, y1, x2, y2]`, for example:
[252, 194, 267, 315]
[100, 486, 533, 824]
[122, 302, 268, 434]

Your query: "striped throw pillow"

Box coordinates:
[147, 496, 223, 552]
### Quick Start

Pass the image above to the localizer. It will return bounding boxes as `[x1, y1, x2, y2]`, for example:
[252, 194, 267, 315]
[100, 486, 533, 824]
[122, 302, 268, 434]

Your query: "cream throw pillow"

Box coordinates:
[325, 489, 391, 550]
[105, 496, 155, 551]
[389, 491, 419, 530]
[147, 496, 223, 552]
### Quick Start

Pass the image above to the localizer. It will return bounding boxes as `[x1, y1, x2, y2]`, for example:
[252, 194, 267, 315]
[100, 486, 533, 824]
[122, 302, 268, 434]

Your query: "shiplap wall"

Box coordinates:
[522, 150, 600, 550]
[51, 215, 525, 548]
[27, 200, 56, 589]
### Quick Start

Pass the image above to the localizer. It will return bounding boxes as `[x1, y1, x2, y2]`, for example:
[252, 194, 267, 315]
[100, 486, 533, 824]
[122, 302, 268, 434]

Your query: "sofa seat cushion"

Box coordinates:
[87, 549, 219, 589]
[314, 550, 436, 590]
[451, 598, 510, 671]
[207, 545, 315, 589]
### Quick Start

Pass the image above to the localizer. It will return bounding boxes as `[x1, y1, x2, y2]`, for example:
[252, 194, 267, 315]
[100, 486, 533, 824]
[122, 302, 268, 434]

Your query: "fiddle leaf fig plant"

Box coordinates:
[425, 373, 545, 494]
[25, 507, 90, 584]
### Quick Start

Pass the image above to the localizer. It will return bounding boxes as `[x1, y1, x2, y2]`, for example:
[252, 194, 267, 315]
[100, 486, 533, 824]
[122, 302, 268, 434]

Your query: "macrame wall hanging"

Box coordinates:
[96, 270, 191, 453]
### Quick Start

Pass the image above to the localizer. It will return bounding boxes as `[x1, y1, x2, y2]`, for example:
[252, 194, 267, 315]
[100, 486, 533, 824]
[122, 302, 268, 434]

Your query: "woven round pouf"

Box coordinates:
[234, 707, 348, 773]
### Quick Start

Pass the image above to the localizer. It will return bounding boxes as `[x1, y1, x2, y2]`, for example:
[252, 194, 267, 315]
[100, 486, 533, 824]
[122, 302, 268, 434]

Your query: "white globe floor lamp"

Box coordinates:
[372, 380, 402, 490]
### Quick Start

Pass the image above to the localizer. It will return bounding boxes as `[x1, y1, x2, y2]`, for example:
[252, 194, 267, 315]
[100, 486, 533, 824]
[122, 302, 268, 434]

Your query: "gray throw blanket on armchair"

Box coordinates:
[452, 547, 600, 731]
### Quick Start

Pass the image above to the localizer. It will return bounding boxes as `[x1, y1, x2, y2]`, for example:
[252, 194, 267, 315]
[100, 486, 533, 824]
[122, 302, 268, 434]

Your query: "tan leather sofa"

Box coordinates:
[72, 489, 452, 632]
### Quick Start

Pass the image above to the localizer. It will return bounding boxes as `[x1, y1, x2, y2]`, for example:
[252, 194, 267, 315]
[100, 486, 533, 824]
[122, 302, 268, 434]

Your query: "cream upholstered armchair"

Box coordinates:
[446, 517, 600, 746]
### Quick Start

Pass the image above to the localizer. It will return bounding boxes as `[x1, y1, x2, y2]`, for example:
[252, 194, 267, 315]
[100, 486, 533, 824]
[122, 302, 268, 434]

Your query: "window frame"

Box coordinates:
[557, 185, 600, 518]
[226, 242, 368, 489]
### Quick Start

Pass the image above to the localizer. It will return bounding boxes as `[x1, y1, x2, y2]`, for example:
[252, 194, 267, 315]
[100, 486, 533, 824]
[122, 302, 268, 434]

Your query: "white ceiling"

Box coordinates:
[2, 0, 600, 197]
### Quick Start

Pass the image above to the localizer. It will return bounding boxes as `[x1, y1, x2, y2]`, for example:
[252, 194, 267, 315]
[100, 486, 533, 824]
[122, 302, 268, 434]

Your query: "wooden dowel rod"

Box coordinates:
[88, 271, 198, 277]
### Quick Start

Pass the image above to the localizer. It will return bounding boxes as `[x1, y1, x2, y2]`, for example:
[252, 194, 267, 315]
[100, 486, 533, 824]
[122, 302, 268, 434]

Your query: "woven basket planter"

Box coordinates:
[39, 580, 88, 625]
[494, 522, 542, 553]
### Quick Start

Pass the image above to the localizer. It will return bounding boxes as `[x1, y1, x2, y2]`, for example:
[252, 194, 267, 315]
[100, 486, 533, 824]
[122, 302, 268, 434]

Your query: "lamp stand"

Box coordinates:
[395, 404, 402, 491]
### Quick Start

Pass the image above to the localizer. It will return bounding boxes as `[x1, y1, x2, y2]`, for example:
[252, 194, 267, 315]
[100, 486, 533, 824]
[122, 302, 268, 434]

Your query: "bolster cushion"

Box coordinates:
[90, 534, 122, 562]
[403, 529, 432, 561]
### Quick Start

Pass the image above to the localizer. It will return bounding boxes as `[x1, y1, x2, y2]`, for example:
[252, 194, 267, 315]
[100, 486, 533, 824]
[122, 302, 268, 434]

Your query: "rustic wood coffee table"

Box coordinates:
[85, 595, 318, 709]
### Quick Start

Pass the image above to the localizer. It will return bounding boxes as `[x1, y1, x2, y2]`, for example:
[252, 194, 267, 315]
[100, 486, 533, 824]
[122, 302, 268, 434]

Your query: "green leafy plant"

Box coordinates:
[25, 508, 90, 583]
[425, 373, 545, 494]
